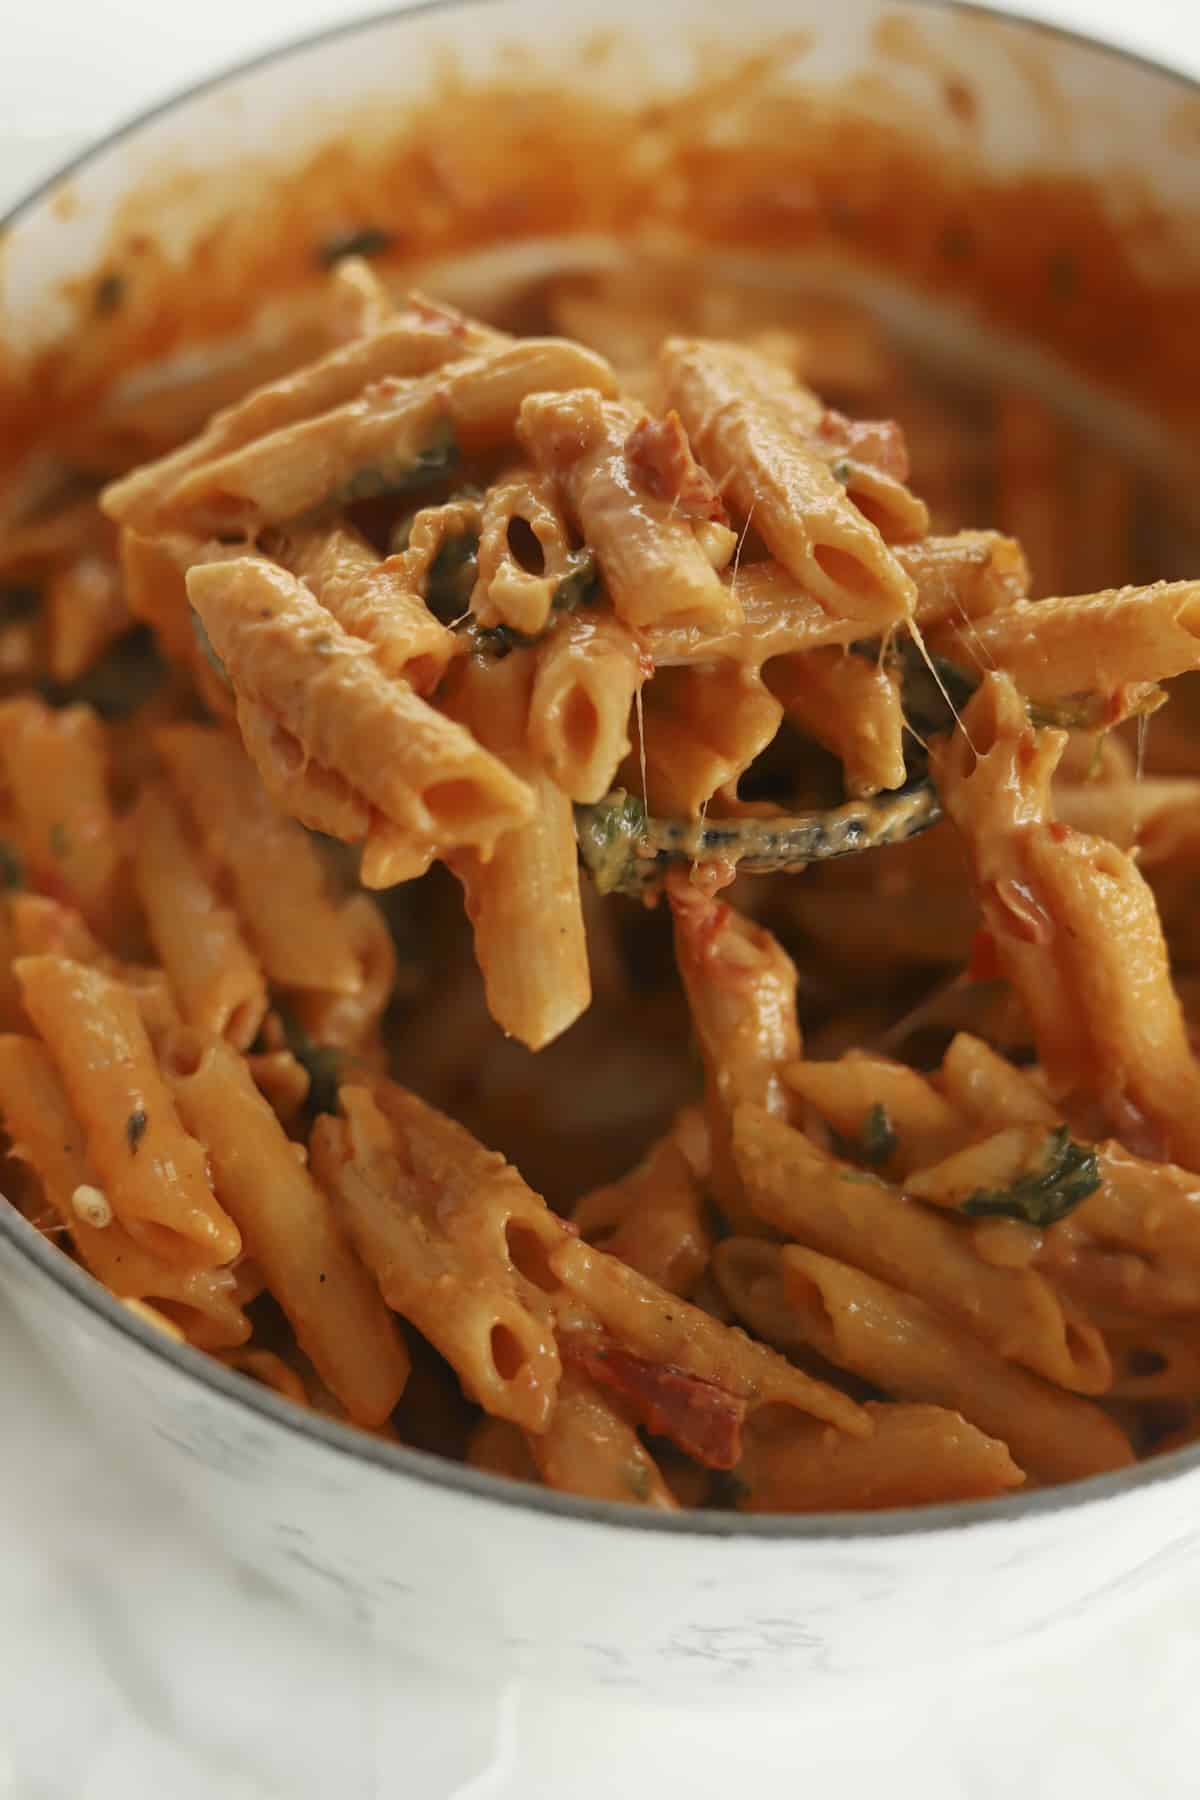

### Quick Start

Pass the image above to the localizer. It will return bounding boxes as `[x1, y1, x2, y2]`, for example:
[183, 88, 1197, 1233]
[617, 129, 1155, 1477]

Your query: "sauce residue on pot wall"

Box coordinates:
[1, 18, 1198, 489]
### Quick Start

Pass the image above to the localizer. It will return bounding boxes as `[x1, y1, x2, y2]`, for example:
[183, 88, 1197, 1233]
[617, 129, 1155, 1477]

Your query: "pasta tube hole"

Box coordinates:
[812, 544, 886, 604]
[505, 1218, 561, 1294]
[421, 777, 496, 833]
[131, 1218, 215, 1266]
[489, 1322, 528, 1381]
[506, 516, 546, 577]
[847, 485, 911, 541]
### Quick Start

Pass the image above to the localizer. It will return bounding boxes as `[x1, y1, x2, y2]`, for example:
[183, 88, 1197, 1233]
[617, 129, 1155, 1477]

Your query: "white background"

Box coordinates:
[3, 3, 1200, 1797]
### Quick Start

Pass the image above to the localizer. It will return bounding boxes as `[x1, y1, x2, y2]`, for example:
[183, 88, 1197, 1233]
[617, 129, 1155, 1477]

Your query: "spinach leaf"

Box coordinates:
[551, 550, 598, 615]
[574, 790, 648, 895]
[338, 424, 458, 506]
[425, 533, 480, 624]
[960, 1126, 1101, 1228]
[847, 1103, 897, 1168]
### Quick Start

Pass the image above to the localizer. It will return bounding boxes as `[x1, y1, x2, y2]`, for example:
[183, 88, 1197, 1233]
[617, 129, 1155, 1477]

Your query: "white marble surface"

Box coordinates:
[3, 2, 1200, 1794]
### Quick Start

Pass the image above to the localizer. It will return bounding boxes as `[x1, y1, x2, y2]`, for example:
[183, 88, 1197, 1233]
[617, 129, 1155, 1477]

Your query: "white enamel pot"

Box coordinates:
[2, 0, 1200, 1699]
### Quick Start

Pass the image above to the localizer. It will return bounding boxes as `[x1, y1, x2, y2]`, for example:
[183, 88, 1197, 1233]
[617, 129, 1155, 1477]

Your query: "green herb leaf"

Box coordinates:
[126, 1109, 148, 1154]
[316, 226, 396, 268]
[856, 1102, 897, 1167]
[960, 1126, 1101, 1228]
[470, 621, 541, 661]
[574, 790, 648, 895]
[552, 550, 599, 614]
[425, 532, 480, 624]
[338, 423, 458, 506]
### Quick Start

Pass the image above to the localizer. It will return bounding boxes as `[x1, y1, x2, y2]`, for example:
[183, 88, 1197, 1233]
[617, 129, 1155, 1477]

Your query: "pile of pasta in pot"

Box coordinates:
[4, 254, 1200, 1513]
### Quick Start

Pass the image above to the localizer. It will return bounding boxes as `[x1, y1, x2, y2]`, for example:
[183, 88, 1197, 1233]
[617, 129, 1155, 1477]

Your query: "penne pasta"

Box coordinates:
[528, 607, 646, 805]
[548, 1231, 870, 1449]
[1036, 1141, 1200, 1318]
[7, 892, 178, 1039]
[526, 1367, 679, 1508]
[45, 537, 130, 684]
[765, 645, 906, 797]
[633, 662, 783, 817]
[445, 649, 590, 1050]
[936, 673, 1200, 1170]
[670, 881, 800, 1229]
[777, 1245, 1133, 1484]
[131, 783, 268, 1050]
[101, 298, 505, 530]
[0, 699, 122, 941]
[517, 389, 739, 632]
[735, 1400, 1024, 1512]
[784, 1049, 965, 1177]
[0, 1034, 249, 1348]
[470, 465, 582, 639]
[155, 723, 365, 995]
[896, 531, 1029, 626]
[162, 1028, 409, 1426]
[271, 518, 457, 691]
[15, 955, 241, 1267]
[309, 1083, 566, 1434]
[186, 557, 536, 862]
[286, 893, 396, 1055]
[233, 695, 372, 842]
[144, 337, 617, 536]
[733, 1104, 1110, 1393]
[929, 581, 1200, 707]
[660, 337, 916, 630]
[641, 559, 862, 669]
[937, 1032, 1059, 1131]
[572, 1129, 713, 1298]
